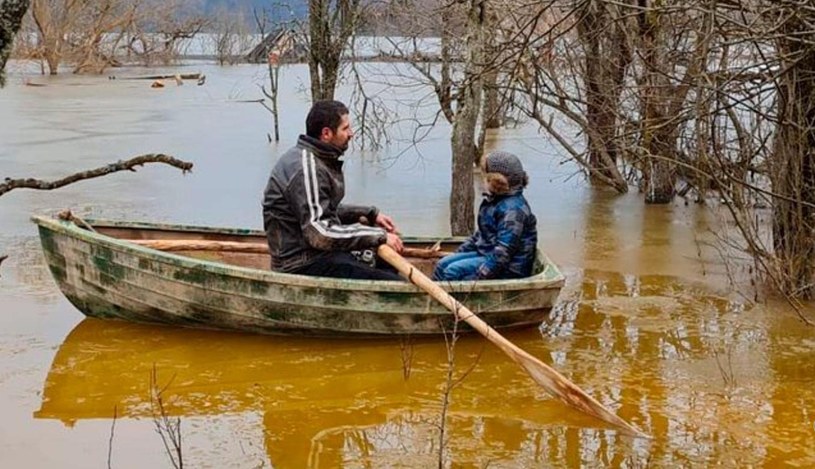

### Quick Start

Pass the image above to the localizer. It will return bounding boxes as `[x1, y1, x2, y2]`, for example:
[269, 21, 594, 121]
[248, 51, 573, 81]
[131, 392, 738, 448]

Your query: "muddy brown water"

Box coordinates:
[1, 62, 813, 467]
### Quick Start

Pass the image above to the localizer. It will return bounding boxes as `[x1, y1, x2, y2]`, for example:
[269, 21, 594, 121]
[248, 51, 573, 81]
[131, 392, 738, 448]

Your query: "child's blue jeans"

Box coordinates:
[432, 251, 485, 281]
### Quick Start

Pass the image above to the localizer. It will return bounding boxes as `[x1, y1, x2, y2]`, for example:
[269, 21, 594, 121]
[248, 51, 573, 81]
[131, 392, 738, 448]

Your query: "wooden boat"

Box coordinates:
[32, 215, 565, 336]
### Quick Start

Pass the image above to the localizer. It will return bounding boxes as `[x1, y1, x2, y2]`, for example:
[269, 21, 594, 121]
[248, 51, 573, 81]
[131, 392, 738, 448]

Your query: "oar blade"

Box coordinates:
[515, 352, 648, 438]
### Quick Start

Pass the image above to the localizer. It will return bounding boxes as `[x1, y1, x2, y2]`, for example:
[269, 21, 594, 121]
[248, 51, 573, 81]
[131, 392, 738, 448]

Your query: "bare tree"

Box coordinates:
[24, 0, 207, 73]
[576, 0, 632, 191]
[123, 1, 207, 67]
[70, 0, 138, 74]
[29, 0, 78, 74]
[632, 0, 715, 203]
[254, 5, 294, 142]
[369, 0, 485, 235]
[210, 7, 250, 66]
[767, 2, 815, 299]
[306, 0, 360, 102]
[496, 1, 636, 192]
[150, 365, 183, 469]
[448, 0, 486, 235]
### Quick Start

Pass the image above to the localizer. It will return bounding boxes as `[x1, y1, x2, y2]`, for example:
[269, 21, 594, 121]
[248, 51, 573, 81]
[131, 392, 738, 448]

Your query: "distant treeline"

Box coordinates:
[201, 0, 308, 21]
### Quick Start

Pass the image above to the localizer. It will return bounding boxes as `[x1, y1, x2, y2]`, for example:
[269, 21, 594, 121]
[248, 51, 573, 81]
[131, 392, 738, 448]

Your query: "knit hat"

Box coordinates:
[485, 151, 526, 188]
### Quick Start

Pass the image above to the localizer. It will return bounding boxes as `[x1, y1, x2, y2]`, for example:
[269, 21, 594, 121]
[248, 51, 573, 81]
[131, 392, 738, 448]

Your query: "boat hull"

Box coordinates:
[33, 216, 565, 337]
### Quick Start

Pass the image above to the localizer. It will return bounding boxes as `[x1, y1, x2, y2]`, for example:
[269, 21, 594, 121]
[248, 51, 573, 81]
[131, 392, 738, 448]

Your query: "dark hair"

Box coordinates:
[306, 100, 349, 138]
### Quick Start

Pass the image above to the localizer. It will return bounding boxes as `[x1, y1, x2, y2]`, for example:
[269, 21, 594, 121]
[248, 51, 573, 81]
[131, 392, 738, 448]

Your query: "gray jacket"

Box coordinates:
[262, 135, 387, 272]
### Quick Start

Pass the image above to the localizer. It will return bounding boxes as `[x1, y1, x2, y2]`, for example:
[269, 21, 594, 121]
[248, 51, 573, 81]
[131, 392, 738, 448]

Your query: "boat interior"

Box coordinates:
[92, 223, 459, 276]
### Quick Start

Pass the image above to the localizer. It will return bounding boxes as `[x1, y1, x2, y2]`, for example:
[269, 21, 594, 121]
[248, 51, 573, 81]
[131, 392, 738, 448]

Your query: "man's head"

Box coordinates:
[483, 151, 528, 194]
[306, 100, 353, 151]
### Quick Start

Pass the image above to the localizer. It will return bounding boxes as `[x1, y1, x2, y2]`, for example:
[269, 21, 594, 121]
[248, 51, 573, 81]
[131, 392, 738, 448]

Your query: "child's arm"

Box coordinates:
[476, 209, 527, 278]
[457, 231, 479, 253]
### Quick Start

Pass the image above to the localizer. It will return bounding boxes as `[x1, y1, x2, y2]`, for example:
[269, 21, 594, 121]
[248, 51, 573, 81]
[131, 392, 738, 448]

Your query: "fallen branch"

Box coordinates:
[0, 154, 193, 197]
[121, 73, 202, 80]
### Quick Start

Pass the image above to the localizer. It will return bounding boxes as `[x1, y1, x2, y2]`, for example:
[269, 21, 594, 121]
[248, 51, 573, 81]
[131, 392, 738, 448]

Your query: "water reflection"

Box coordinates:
[36, 319, 611, 468]
[542, 269, 815, 466]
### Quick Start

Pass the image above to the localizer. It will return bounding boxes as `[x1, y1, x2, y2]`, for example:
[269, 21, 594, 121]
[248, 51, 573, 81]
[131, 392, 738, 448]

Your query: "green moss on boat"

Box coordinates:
[32, 216, 565, 337]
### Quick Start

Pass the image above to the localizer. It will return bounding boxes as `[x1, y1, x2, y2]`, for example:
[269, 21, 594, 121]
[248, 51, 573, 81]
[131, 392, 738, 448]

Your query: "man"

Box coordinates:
[262, 100, 404, 280]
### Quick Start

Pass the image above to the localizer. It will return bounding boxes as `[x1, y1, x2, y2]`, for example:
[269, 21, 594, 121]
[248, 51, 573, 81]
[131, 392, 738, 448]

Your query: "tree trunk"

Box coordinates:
[483, 71, 500, 129]
[638, 0, 675, 204]
[450, 110, 478, 236]
[308, 0, 327, 101]
[270, 64, 280, 142]
[642, 126, 676, 203]
[307, 0, 358, 103]
[577, 0, 631, 191]
[771, 29, 815, 298]
[319, 56, 339, 101]
[482, 9, 500, 129]
[0, 0, 30, 86]
[449, 0, 485, 236]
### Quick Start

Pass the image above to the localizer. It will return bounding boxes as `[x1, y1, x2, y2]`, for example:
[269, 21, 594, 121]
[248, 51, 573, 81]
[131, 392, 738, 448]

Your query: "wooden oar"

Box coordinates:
[377, 244, 648, 438]
[127, 239, 448, 259]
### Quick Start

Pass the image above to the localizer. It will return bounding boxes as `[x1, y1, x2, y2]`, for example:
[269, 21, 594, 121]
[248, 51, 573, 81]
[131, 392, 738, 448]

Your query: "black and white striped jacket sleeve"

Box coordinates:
[288, 149, 387, 252]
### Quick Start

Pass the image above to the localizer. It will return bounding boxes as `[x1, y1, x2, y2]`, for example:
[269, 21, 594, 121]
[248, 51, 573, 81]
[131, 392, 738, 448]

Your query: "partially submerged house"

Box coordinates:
[245, 28, 305, 64]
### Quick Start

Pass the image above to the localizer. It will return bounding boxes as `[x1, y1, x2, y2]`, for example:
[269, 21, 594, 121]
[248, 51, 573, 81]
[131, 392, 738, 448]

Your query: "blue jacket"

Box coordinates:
[458, 189, 537, 279]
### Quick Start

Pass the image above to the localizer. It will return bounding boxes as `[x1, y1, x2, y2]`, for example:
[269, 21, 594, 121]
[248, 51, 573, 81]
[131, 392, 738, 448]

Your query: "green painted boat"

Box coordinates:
[32, 215, 565, 337]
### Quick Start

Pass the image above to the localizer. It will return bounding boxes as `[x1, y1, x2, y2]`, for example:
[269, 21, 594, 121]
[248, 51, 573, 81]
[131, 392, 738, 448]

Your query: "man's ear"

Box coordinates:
[320, 127, 333, 141]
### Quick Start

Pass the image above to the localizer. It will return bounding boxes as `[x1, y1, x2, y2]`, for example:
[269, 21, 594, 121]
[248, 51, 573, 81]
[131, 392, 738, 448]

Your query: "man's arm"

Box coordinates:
[286, 155, 387, 252]
[337, 204, 379, 225]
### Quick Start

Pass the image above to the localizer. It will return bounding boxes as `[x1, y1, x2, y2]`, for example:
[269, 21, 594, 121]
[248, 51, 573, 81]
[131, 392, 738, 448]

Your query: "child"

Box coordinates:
[433, 151, 538, 281]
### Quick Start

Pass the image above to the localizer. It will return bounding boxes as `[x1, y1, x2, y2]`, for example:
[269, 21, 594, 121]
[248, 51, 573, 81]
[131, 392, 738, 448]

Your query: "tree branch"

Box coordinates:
[0, 154, 193, 197]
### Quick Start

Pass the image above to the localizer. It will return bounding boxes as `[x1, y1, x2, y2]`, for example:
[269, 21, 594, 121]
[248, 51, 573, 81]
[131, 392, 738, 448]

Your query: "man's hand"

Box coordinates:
[375, 213, 398, 233]
[385, 232, 403, 253]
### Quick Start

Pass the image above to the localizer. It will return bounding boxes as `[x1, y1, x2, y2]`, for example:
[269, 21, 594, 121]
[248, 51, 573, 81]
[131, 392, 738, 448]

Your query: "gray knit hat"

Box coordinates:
[485, 151, 526, 188]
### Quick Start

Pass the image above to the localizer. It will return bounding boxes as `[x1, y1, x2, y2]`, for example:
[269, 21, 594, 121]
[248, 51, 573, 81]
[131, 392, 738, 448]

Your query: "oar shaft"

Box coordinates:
[379, 244, 506, 342]
[377, 245, 647, 438]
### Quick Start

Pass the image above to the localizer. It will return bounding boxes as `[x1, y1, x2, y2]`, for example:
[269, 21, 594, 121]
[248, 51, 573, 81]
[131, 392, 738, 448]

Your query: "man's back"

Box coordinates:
[263, 143, 306, 271]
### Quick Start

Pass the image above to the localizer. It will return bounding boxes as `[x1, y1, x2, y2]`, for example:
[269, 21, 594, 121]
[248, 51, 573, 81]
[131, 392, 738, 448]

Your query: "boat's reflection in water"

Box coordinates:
[34, 318, 619, 467]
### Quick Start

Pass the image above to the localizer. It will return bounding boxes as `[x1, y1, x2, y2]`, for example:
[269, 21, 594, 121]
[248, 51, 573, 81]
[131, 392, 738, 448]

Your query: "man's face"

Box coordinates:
[322, 113, 354, 151]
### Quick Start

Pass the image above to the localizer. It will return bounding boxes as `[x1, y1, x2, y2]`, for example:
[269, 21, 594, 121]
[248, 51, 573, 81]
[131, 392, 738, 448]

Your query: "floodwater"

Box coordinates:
[1, 62, 814, 468]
